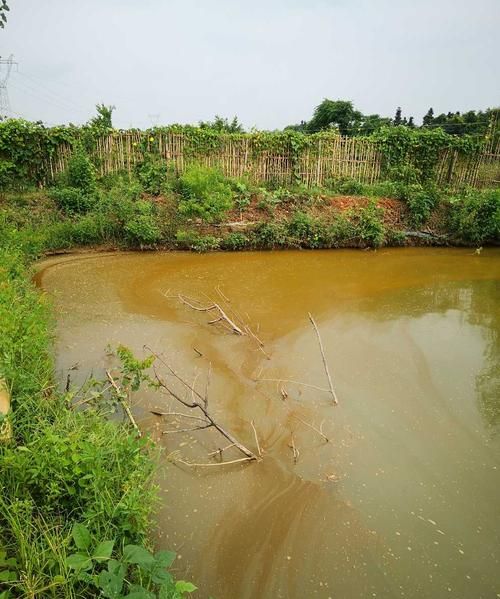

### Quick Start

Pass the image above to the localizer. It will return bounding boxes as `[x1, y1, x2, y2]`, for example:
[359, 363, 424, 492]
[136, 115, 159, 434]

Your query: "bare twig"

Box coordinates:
[288, 433, 299, 464]
[149, 350, 257, 461]
[250, 420, 262, 457]
[256, 377, 331, 394]
[150, 410, 207, 423]
[178, 295, 245, 336]
[163, 423, 212, 434]
[308, 313, 339, 405]
[208, 443, 236, 457]
[176, 456, 255, 468]
[291, 414, 329, 442]
[106, 370, 141, 436]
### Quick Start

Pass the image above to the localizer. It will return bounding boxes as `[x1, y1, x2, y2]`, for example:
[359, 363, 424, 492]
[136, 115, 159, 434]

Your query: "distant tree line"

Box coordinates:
[285, 99, 499, 138]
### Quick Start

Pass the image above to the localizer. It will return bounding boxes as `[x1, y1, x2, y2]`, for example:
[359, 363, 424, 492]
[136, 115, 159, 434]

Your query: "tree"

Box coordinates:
[0, 1, 9, 28]
[307, 99, 362, 135]
[198, 115, 244, 133]
[285, 120, 308, 133]
[88, 104, 115, 130]
[358, 114, 392, 135]
[393, 107, 402, 126]
[422, 108, 434, 127]
[408, 116, 415, 128]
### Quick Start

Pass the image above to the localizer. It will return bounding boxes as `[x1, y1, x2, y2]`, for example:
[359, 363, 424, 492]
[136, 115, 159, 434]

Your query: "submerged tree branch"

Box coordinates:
[308, 313, 339, 405]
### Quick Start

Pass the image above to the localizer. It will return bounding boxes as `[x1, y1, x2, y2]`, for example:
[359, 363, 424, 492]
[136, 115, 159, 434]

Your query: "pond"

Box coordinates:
[37, 248, 500, 599]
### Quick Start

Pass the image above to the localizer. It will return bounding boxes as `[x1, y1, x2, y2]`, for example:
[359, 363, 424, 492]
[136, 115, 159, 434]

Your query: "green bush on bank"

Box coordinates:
[447, 188, 500, 244]
[178, 164, 233, 222]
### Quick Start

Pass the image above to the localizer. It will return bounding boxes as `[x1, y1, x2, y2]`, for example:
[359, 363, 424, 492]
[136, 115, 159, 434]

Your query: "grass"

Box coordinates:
[0, 218, 189, 597]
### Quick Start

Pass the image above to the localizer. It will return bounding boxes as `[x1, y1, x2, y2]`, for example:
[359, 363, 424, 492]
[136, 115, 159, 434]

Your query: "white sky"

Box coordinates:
[1, 0, 499, 129]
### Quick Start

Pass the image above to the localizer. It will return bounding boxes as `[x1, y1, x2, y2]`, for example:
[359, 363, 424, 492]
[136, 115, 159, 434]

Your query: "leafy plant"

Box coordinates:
[66, 523, 196, 599]
[64, 147, 97, 194]
[175, 230, 221, 252]
[350, 200, 386, 247]
[50, 187, 97, 214]
[178, 165, 233, 222]
[135, 155, 172, 196]
[448, 188, 500, 244]
[221, 231, 249, 250]
[252, 222, 288, 249]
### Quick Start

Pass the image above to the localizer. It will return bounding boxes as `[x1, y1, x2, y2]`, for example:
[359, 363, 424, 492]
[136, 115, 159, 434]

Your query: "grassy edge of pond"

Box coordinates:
[0, 248, 196, 593]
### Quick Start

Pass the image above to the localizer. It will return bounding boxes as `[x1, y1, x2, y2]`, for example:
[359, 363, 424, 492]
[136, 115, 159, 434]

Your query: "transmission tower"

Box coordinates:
[0, 54, 17, 119]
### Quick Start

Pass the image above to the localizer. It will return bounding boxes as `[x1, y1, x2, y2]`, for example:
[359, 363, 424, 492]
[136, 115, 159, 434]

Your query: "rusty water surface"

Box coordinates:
[37, 248, 500, 599]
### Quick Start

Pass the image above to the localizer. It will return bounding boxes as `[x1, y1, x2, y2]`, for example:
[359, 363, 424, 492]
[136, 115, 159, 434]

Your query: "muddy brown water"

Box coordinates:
[37, 248, 500, 599]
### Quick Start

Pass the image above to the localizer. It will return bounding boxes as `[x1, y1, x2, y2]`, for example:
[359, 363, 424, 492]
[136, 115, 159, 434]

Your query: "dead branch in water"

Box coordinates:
[177, 294, 245, 335]
[291, 414, 329, 442]
[106, 370, 142, 436]
[176, 456, 255, 468]
[148, 349, 258, 462]
[251, 420, 262, 457]
[289, 433, 299, 464]
[256, 377, 331, 395]
[308, 313, 339, 405]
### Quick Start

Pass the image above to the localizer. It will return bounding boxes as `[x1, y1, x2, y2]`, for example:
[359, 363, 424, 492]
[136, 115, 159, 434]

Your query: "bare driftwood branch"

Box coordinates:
[289, 433, 299, 464]
[178, 294, 245, 335]
[150, 410, 207, 423]
[251, 420, 262, 457]
[291, 414, 329, 442]
[207, 443, 237, 458]
[176, 456, 254, 468]
[106, 370, 141, 436]
[308, 313, 339, 405]
[149, 350, 258, 461]
[256, 377, 331, 394]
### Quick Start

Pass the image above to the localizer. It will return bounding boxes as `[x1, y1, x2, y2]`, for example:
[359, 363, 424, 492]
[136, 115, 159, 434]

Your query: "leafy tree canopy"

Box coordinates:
[198, 115, 244, 133]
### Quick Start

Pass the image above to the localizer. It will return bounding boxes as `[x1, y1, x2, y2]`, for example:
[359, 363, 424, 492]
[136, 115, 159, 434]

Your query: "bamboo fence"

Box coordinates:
[45, 131, 499, 189]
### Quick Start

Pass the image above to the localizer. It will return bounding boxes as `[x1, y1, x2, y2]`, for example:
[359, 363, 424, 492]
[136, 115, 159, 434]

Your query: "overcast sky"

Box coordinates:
[1, 0, 499, 129]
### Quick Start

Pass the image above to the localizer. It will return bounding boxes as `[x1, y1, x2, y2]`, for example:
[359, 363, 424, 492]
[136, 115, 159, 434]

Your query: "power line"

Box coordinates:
[0, 54, 17, 119]
[15, 70, 89, 114]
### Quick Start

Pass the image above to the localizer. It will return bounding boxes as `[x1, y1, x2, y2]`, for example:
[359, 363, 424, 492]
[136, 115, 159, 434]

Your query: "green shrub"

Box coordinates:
[350, 200, 386, 247]
[328, 213, 357, 246]
[178, 165, 233, 222]
[222, 232, 249, 250]
[135, 155, 172, 196]
[252, 222, 289, 249]
[448, 189, 500, 244]
[65, 147, 97, 193]
[72, 213, 117, 245]
[123, 201, 161, 246]
[175, 230, 221, 252]
[326, 178, 365, 196]
[50, 187, 97, 214]
[405, 185, 440, 227]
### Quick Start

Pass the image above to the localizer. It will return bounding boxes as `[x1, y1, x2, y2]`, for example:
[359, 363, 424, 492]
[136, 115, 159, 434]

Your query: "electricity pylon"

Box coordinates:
[0, 54, 17, 119]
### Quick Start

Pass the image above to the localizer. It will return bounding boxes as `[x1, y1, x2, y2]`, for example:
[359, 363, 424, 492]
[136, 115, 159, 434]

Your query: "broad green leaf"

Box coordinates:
[0, 570, 16, 582]
[124, 589, 155, 599]
[98, 569, 124, 599]
[71, 523, 91, 551]
[122, 545, 155, 567]
[175, 581, 197, 594]
[154, 550, 176, 569]
[93, 540, 114, 562]
[52, 575, 65, 584]
[66, 553, 92, 571]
